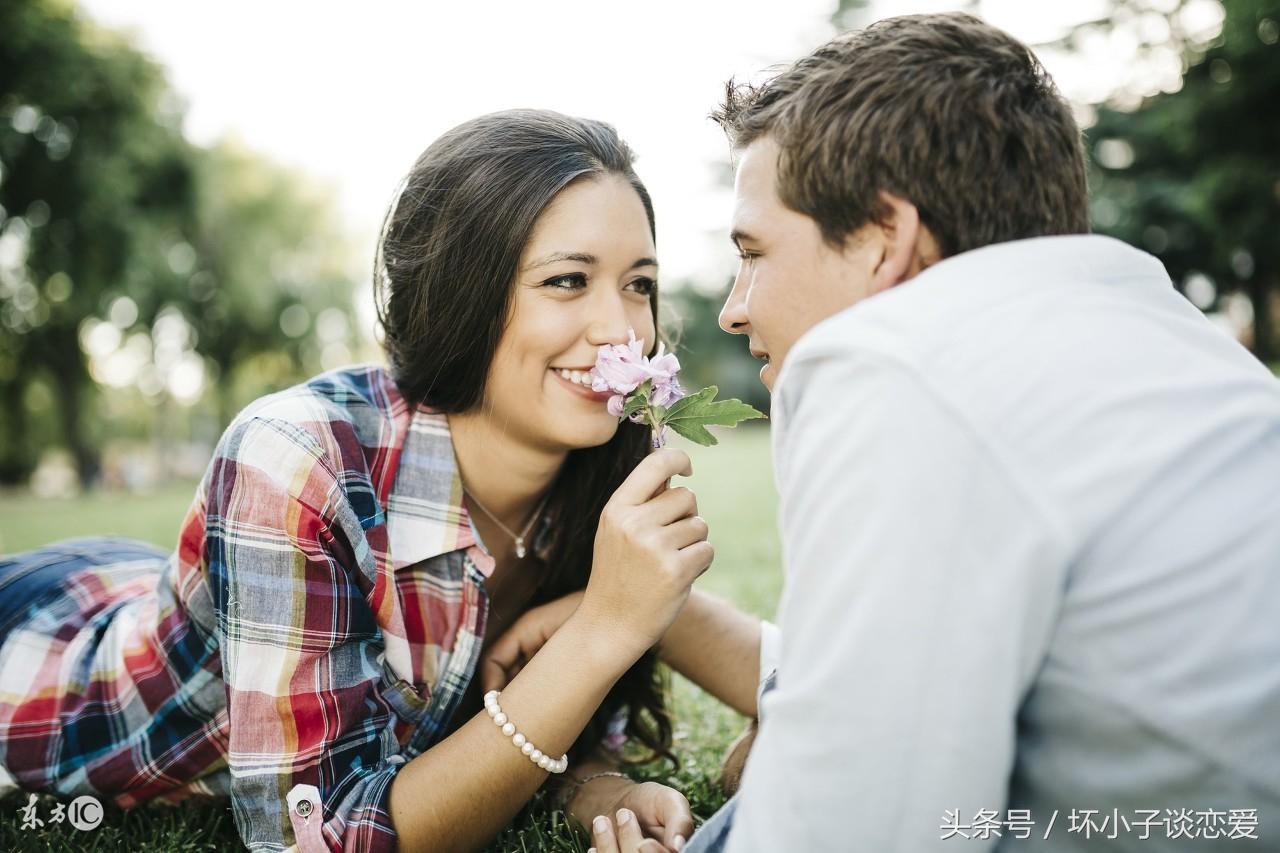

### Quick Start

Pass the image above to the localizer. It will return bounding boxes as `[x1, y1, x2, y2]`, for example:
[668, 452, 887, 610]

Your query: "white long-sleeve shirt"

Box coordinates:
[728, 235, 1280, 851]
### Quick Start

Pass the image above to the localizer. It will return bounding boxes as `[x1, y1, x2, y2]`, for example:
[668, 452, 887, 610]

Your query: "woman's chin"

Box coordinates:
[554, 413, 623, 451]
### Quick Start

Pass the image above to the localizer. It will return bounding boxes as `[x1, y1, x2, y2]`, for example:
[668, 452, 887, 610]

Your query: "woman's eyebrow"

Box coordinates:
[523, 252, 658, 271]
[525, 251, 596, 270]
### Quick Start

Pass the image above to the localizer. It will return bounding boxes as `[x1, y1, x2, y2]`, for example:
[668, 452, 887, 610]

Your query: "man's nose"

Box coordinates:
[719, 272, 750, 336]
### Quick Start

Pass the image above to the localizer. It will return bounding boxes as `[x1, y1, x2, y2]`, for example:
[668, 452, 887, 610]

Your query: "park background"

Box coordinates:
[0, 0, 1277, 849]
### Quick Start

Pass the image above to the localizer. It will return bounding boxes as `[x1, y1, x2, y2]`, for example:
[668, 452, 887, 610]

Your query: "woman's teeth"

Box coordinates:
[554, 368, 594, 388]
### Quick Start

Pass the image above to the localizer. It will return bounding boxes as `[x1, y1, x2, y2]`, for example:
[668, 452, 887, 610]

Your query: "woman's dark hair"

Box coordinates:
[373, 109, 673, 767]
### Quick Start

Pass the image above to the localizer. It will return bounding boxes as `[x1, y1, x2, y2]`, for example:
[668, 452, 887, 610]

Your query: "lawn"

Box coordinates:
[0, 426, 781, 851]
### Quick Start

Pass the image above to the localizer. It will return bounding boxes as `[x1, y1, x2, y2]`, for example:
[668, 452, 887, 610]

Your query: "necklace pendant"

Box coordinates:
[514, 538, 527, 559]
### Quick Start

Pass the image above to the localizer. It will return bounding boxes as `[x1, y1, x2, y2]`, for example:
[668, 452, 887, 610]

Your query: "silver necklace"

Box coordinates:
[462, 486, 549, 559]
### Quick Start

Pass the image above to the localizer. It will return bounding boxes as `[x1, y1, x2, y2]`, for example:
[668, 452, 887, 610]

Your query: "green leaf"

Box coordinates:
[622, 393, 648, 419]
[665, 418, 720, 446]
[660, 385, 765, 436]
[663, 386, 717, 420]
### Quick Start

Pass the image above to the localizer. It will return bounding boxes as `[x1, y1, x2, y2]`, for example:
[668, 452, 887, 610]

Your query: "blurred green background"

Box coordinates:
[0, 0, 1277, 848]
[1, 0, 1277, 507]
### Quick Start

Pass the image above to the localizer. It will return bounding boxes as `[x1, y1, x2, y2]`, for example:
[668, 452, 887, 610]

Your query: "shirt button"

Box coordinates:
[294, 799, 313, 818]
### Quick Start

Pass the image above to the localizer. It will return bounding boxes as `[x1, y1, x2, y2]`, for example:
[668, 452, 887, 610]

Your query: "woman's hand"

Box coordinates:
[586, 782, 692, 853]
[574, 448, 714, 659]
[482, 590, 583, 692]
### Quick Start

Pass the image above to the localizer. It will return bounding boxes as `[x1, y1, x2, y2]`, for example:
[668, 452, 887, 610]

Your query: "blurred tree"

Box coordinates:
[0, 0, 197, 486]
[0, 1, 360, 488]
[1086, 0, 1279, 363]
[183, 140, 358, 428]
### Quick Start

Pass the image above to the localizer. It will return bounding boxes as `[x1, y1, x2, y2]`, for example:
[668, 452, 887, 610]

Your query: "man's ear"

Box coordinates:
[868, 192, 939, 296]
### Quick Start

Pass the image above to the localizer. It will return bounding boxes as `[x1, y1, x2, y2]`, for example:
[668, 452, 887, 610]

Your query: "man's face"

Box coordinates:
[719, 136, 883, 392]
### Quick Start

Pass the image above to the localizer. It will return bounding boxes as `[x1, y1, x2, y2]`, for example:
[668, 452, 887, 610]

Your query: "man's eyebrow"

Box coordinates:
[524, 252, 659, 272]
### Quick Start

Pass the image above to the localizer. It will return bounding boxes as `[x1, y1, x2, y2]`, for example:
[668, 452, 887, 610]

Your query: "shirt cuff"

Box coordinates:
[286, 784, 326, 853]
[757, 619, 781, 721]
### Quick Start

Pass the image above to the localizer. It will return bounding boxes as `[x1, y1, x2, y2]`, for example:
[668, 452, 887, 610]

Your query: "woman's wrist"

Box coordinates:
[564, 772, 634, 828]
[564, 604, 653, 669]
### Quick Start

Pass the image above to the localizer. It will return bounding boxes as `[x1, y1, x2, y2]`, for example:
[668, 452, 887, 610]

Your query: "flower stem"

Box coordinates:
[647, 407, 664, 449]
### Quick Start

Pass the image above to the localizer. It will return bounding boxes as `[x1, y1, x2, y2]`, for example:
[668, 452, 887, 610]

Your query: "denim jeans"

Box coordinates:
[683, 792, 741, 853]
[0, 536, 167, 642]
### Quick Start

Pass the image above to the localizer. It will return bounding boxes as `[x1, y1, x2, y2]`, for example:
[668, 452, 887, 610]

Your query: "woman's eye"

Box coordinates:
[736, 250, 758, 262]
[543, 273, 588, 290]
[626, 277, 657, 296]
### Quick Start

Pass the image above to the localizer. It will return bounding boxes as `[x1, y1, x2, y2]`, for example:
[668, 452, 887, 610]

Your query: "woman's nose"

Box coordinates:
[586, 289, 634, 346]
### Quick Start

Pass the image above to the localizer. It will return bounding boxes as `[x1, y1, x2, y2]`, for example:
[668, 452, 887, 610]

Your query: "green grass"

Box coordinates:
[0, 479, 200, 555]
[0, 425, 780, 851]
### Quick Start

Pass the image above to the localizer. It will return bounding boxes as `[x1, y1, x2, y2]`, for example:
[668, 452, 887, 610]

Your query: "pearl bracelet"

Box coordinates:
[484, 689, 569, 774]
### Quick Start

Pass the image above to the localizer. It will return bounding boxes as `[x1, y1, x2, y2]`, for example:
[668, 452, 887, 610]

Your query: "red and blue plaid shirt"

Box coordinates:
[0, 365, 524, 851]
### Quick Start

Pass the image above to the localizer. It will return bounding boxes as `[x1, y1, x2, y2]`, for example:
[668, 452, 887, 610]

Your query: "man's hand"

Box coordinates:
[481, 591, 583, 692]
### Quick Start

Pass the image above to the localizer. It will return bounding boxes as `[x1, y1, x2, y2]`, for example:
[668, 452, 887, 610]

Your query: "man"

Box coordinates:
[583, 10, 1280, 853]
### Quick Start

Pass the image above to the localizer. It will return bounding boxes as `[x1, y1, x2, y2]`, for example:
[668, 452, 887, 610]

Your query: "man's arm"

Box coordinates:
[725, 343, 1070, 852]
[657, 588, 768, 718]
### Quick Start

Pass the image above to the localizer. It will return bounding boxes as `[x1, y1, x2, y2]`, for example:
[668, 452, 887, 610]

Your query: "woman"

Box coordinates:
[0, 110, 737, 852]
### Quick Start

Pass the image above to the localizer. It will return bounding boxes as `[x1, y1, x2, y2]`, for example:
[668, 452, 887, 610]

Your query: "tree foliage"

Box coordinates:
[1087, 0, 1280, 362]
[0, 0, 358, 486]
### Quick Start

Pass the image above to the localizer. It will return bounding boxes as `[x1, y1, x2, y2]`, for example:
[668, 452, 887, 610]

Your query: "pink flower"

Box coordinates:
[590, 330, 684, 398]
[591, 330, 651, 395]
[651, 376, 685, 408]
[607, 395, 626, 418]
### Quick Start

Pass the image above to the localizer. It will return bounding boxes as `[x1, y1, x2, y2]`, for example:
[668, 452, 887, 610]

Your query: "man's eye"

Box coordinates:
[626, 277, 657, 296]
[543, 273, 588, 290]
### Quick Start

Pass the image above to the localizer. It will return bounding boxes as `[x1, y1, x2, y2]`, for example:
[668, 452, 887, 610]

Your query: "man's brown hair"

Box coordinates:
[713, 12, 1090, 257]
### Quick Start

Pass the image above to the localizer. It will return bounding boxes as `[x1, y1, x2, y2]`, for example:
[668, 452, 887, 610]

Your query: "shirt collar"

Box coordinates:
[381, 388, 496, 577]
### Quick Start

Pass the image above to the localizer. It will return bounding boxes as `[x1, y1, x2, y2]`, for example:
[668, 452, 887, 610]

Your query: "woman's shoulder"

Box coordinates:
[214, 363, 408, 480]
[234, 363, 401, 421]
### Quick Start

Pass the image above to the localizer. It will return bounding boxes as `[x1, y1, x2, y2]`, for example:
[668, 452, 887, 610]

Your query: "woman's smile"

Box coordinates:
[549, 366, 614, 403]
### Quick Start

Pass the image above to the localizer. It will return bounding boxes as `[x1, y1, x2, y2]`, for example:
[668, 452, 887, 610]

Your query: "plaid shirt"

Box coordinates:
[0, 365, 521, 851]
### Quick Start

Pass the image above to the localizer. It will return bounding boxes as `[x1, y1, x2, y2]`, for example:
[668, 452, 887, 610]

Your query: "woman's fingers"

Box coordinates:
[479, 627, 526, 693]
[480, 592, 581, 693]
[592, 810, 669, 853]
[677, 540, 715, 579]
[611, 449, 692, 507]
[591, 814, 620, 853]
[662, 515, 709, 551]
[616, 808, 645, 849]
[644, 486, 698, 526]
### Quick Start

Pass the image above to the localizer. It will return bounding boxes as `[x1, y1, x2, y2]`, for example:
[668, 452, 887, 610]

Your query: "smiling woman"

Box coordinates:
[0, 109, 719, 853]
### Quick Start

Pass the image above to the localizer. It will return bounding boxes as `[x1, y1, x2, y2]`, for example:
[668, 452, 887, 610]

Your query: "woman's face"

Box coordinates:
[484, 174, 659, 452]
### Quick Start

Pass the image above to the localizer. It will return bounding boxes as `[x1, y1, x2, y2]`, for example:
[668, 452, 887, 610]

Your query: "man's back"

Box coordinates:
[737, 234, 1280, 851]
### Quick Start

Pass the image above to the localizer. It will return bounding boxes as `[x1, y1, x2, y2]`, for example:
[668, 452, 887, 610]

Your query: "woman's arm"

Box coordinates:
[389, 608, 635, 852]
[655, 588, 763, 718]
[484, 587, 766, 720]
[391, 449, 709, 851]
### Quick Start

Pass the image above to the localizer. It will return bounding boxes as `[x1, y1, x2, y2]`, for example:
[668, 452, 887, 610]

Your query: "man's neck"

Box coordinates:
[446, 409, 565, 533]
